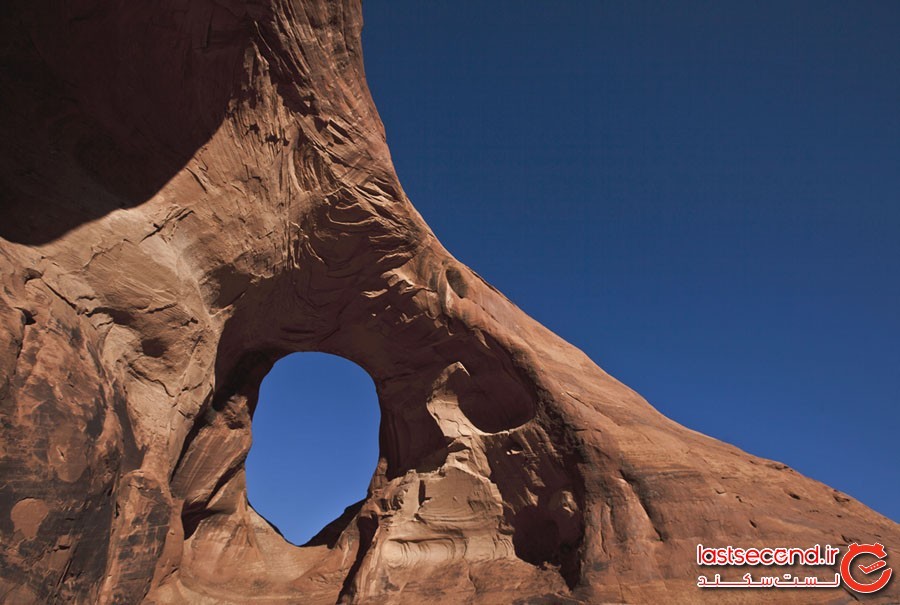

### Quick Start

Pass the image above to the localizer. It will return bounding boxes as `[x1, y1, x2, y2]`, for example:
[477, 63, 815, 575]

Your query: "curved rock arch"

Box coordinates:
[0, 1, 897, 604]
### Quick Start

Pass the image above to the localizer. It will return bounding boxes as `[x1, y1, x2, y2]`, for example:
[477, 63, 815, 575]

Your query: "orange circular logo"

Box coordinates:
[840, 542, 892, 594]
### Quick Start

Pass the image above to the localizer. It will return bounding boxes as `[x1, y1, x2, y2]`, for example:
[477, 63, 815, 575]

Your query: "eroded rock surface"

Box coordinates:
[1, 1, 897, 603]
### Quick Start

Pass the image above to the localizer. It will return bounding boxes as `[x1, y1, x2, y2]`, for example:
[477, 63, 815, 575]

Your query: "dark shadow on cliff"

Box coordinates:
[0, 0, 252, 245]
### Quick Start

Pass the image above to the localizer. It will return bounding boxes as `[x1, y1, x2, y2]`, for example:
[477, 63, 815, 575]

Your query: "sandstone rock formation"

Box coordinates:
[1, 1, 897, 603]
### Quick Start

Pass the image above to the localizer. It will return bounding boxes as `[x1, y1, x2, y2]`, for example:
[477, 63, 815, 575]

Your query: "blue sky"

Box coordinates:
[247, 1, 899, 544]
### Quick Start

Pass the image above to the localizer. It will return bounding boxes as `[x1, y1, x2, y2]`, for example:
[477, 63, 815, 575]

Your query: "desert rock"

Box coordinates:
[0, 1, 897, 603]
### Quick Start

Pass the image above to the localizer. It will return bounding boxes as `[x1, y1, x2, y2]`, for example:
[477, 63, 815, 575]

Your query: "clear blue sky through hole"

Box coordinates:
[249, 3, 898, 534]
[245, 352, 380, 545]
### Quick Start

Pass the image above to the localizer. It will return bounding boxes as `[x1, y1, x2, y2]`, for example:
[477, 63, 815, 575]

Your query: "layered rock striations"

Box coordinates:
[0, 1, 897, 603]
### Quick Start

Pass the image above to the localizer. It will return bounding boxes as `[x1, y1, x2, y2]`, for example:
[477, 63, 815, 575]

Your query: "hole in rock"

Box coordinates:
[245, 352, 380, 546]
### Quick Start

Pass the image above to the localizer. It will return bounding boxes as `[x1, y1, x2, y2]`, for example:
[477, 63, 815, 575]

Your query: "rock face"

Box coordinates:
[0, 1, 897, 603]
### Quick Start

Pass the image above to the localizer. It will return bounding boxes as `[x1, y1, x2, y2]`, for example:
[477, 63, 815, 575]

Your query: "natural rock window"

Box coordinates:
[245, 352, 380, 546]
[3, 1, 898, 602]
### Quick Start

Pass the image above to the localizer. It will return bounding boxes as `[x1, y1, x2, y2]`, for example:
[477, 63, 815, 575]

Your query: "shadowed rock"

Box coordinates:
[0, 1, 897, 603]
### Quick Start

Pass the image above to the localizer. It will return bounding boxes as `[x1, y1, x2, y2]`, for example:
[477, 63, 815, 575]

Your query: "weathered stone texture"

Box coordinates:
[1, 1, 897, 603]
